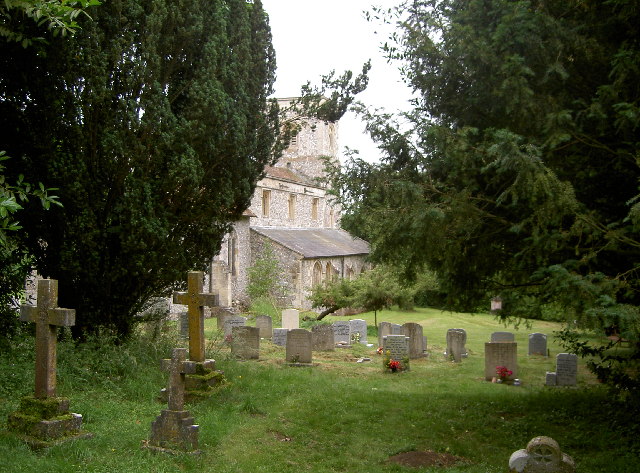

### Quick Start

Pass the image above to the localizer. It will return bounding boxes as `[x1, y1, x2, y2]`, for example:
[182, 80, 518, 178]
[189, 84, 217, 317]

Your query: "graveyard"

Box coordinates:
[1, 306, 637, 473]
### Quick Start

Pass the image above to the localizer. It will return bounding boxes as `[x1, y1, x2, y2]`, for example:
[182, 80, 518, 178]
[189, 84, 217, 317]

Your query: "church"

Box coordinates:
[209, 99, 370, 311]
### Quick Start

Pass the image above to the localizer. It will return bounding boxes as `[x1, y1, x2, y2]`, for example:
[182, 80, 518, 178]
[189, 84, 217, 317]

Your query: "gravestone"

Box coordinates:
[173, 271, 219, 362]
[383, 335, 410, 370]
[282, 309, 300, 330]
[286, 329, 312, 364]
[255, 315, 273, 339]
[146, 348, 200, 454]
[312, 325, 335, 351]
[7, 279, 91, 448]
[484, 342, 518, 381]
[391, 323, 404, 335]
[272, 328, 288, 346]
[217, 309, 233, 330]
[528, 333, 548, 356]
[546, 353, 578, 386]
[378, 322, 392, 347]
[403, 323, 425, 359]
[491, 331, 515, 343]
[349, 319, 367, 344]
[223, 316, 247, 337]
[178, 311, 189, 339]
[231, 326, 260, 360]
[333, 321, 351, 346]
[447, 329, 466, 363]
[509, 436, 575, 472]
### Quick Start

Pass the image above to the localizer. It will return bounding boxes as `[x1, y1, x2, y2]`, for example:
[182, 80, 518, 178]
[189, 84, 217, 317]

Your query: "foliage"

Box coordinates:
[247, 241, 288, 303]
[0, 0, 279, 339]
[328, 0, 640, 398]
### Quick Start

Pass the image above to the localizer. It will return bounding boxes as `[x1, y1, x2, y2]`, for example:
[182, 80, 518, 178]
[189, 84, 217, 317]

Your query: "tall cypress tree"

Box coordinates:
[0, 0, 279, 338]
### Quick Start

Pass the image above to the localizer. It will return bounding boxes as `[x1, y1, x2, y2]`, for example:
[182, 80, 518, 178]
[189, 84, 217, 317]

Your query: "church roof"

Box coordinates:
[251, 227, 370, 258]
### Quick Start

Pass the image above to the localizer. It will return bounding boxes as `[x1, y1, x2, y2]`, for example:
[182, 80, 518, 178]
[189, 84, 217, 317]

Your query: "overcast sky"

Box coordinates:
[261, 0, 413, 162]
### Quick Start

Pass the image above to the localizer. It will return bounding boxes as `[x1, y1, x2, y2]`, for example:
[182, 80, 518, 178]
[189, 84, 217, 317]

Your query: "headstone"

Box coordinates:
[447, 329, 466, 363]
[545, 372, 557, 386]
[378, 322, 392, 347]
[555, 353, 578, 386]
[179, 311, 189, 339]
[312, 325, 335, 351]
[146, 348, 200, 454]
[223, 316, 247, 337]
[217, 309, 233, 330]
[231, 326, 260, 360]
[390, 323, 404, 335]
[7, 279, 91, 447]
[333, 321, 351, 345]
[286, 329, 312, 364]
[509, 436, 575, 472]
[491, 331, 515, 343]
[382, 335, 410, 370]
[402, 323, 425, 359]
[173, 271, 219, 362]
[255, 315, 273, 339]
[528, 333, 547, 356]
[282, 309, 300, 330]
[484, 342, 518, 381]
[272, 328, 288, 346]
[349, 319, 367, 344]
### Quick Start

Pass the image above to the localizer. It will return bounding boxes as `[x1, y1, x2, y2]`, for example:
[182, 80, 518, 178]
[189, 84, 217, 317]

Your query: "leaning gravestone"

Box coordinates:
[7, 279, 92, 448]
[223, 316, 247, 337]
[231, 326, 260, 360]
[447, 329, 466, 363]
[312, 325, 335, 351]
[528, 333, 547, 356]
[146, 348, 200, 454]
[484, 342, 518, 381]
[272, 328, 288, 346]
[255, 315, 273, 339]
[403, 323, 425, 359]
[286, 329, 312, 364]
[282, 309, 300, 330]
[491, 331, 516, 343]
[509, 436, 575, 472]
[333, 321, 351, 346]
[546, 353, 578, 386]
[382, 335, 410, 370]
[349, 319, 368, 345]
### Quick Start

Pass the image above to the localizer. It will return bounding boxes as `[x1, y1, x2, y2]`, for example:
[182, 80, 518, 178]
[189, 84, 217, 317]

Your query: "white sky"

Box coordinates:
[261, 0, 413, 162]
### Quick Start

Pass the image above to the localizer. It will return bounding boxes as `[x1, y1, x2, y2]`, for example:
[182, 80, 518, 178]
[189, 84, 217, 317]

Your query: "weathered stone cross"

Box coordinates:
[20, 279, 75, 399]
[160, 348, 196, 411]
[173, 271, 218, 362]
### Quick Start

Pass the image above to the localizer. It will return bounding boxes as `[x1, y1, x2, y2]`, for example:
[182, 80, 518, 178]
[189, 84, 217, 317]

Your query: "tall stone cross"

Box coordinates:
[173, 271, 218, 362]
[20, 279, 75, 399]
[160, 348, 196, 411]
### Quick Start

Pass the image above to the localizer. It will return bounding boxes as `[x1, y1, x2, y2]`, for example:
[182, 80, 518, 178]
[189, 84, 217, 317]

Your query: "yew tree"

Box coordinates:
[0, 0, 279, 338]
[330, 0, 640, 394]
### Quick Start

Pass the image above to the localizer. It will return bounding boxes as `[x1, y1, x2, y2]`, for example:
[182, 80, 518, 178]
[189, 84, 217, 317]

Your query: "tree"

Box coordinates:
[247, 241, 289, 312]
[0, 0, 280, 339]
[329, 0, 640, 396]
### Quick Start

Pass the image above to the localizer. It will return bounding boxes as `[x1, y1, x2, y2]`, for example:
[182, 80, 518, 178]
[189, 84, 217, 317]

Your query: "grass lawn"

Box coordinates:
[0, 308, 637, 472]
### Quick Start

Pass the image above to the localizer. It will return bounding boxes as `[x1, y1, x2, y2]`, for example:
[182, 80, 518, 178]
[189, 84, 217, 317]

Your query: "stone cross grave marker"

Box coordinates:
[173, 271, 219, 362]
[282, 309, 300, 330]
[403, 322, 425, 359]
[286, 329, 312, 364]
[349, 319, 367, 345]
[484, 342, 518, 381]
[509, 436, 575, 472]
[491, 331, 515, 343]
[383, 335, 410, 370]
[528, 333, 547, 356]
[231, 326, 260, 360]
[255, 315, 273, 339]
[148, 347, 200, 453]
[20, 279, 76, 399]
[272, 328, 288, 346]
[333, 321, 351, 346]
[312, 324, 335, 351]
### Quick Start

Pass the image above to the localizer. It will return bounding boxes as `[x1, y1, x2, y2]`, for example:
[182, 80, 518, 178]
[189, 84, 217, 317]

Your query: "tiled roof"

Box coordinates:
[264, 166, 305, 184]
[251, 227, 370, 258]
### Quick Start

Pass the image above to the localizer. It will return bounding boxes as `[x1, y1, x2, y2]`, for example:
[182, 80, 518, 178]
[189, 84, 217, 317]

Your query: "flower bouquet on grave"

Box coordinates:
[388, 360, 402, 372]
[495, 365, 513, 383]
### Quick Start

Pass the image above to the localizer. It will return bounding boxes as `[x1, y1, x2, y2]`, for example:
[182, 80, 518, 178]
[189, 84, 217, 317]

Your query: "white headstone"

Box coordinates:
[282, 309, 300, 330]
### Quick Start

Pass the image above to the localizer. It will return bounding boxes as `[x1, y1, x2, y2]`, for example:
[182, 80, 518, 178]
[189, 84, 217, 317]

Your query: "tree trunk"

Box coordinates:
[316, 306, 340, 321]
